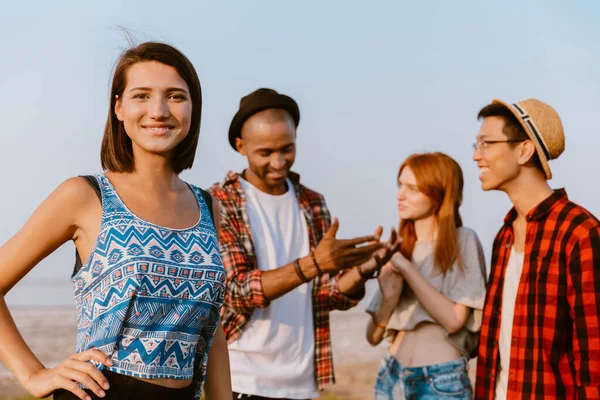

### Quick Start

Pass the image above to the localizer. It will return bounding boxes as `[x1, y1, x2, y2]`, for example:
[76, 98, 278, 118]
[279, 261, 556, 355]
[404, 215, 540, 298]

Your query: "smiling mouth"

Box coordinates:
[268, 171, 287, 179]
[142, 125, 174, 135]
[479, 166, 489, 178]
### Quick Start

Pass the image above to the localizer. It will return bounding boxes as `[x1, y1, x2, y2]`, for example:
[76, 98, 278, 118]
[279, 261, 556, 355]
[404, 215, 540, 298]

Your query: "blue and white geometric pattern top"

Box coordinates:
[71, 174, 225, 398]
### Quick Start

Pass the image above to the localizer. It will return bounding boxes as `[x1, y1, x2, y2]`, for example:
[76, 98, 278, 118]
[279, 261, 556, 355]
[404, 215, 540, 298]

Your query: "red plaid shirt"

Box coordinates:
[208, 171, 363, 390]
[476, 189, 600, 399]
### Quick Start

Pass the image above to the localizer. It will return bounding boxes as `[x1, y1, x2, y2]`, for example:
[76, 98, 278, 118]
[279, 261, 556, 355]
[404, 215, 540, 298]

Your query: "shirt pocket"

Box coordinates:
[534, 251, 565, 307]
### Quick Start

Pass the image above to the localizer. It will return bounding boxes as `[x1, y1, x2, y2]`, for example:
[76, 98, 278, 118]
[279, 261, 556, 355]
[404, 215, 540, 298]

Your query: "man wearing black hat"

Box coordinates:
[209, 88, 397, 399]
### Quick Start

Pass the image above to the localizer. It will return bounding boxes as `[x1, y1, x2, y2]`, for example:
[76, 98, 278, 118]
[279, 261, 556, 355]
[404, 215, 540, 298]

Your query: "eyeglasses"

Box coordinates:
[472, 139, 525, 153]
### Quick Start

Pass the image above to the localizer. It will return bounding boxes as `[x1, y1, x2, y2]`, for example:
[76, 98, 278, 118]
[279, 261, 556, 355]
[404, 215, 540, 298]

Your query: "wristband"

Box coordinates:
[293, 259, 309, 283]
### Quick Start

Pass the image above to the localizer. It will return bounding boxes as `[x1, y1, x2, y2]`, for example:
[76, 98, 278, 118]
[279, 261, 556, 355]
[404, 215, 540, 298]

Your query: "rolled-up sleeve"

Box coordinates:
[219, 209, 270, 314]
[314, 271, 364, 312]
[566, 228, 600, 399]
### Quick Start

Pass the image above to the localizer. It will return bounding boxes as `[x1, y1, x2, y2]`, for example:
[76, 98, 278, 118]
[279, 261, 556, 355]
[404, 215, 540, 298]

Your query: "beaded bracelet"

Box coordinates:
[310, 251, 323, 276]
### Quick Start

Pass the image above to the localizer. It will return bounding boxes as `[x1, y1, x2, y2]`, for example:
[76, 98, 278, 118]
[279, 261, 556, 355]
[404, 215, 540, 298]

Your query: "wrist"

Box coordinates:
[357, 264, 376, 280]
[367, 256, 381, 272]
[299, 255, 319, 280]
[394, 259, 411, 275]
[20, 366, 46, 390]
[380, 294, 400, 309]
[371, 311, 390, 330]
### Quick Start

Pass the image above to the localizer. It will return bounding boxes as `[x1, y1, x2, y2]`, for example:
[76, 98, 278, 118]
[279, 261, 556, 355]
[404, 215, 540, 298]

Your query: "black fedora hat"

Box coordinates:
[228, 88, 300, 150]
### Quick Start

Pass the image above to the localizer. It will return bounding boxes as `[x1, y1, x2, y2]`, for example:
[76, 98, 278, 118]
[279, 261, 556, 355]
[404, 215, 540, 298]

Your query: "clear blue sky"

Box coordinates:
[1, 1, 599, 305]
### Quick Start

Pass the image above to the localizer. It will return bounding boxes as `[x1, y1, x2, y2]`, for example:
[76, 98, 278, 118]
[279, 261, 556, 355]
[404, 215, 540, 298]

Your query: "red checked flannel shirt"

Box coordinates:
[208, 171, 363, 390]
[476, 189, 600, 399]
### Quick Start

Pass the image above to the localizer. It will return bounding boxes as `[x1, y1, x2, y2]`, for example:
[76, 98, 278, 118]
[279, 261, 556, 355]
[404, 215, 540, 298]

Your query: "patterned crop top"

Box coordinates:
[71, 174, 226, 398]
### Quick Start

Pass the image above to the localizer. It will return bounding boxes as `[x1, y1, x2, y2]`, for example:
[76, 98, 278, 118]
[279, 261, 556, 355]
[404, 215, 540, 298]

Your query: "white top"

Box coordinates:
[228, 177, 318, 399]
[495, 248, 525, 400]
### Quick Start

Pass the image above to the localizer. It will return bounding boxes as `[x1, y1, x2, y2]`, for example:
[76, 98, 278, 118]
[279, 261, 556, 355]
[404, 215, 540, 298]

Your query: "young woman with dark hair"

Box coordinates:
[0, 42, 231, 400]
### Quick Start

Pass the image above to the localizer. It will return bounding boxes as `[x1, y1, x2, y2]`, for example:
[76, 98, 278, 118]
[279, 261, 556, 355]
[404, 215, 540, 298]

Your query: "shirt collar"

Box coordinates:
[503, 188, 568, 225]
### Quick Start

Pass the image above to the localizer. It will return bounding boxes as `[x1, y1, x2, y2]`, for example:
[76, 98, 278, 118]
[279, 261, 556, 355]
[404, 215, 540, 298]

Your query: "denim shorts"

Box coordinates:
[374, 353, 472, 399]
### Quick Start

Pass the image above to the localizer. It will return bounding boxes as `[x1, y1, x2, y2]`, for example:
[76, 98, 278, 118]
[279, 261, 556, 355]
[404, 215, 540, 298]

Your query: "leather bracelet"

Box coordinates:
[310, 251, 323, 276]
[293, 258, 309, 283]
[357, 264, 375, 280]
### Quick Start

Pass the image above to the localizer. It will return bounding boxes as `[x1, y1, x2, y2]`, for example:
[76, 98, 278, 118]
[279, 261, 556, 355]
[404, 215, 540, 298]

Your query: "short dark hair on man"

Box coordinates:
[101, 42, 202, 174]
[478, 103, 528, 141]
[241, 108, 296, 138]
[477, 103, 543, 172]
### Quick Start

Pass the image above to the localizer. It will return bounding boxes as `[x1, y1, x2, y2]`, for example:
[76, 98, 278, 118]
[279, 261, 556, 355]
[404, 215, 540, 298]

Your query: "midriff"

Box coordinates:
[389, 322, 460, 367]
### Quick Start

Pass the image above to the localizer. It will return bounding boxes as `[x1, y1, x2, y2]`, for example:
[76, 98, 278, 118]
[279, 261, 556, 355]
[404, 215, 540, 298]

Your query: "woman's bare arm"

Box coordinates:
[203, 198, 232, 399]
[365, 263, 404, 346]
[0, 177, 110, 399]
[203, 323, 232, 399]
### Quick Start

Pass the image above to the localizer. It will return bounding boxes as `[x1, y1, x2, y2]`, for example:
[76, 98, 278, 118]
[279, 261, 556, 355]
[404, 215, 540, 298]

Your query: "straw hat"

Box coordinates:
[492, 98, 565, 179]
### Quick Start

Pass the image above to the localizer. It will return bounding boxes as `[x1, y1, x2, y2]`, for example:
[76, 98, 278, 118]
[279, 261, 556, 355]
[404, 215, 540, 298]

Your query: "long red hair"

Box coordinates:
[398, 152, 464, 273]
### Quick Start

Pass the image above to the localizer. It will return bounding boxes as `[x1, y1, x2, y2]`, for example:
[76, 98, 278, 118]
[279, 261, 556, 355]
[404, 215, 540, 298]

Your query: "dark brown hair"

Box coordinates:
[477, 103, 543, 171]
[398, 152, 464, 274]
[101, 42, 202, 174]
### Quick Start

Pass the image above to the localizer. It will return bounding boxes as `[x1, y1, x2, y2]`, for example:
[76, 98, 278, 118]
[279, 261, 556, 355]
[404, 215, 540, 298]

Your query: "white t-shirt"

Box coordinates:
[495, 248, 525, 400]
[228, 177, 318, 399]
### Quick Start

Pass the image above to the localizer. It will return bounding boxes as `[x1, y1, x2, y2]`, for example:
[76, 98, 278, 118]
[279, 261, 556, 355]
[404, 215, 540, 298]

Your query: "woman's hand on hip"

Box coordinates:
[23, 349, 111, 399]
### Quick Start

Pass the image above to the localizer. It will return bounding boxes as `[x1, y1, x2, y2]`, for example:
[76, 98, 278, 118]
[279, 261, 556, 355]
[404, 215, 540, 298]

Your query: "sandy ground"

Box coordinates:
[0, 307, 476, 400]
[322, 310, 390, 399]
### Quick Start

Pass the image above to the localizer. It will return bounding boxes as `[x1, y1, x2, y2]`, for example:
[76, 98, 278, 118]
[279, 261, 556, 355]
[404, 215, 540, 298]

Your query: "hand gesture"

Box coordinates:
[313, 218, 383, 274]
[359, 226, 401, 278]
[23, 349, 111, 399]
[377, 262, 405, 303]
[390, 250, 412, 273]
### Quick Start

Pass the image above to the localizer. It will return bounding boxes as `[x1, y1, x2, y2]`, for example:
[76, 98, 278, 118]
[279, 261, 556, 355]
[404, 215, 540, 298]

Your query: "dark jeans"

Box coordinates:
[232, 392, 308, 400]
[53, 370, 195, 400]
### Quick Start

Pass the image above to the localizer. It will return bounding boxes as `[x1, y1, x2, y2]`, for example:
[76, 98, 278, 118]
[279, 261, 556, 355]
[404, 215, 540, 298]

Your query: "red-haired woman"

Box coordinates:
[0, 42, 231, 400]
[366, 152, 487, 399]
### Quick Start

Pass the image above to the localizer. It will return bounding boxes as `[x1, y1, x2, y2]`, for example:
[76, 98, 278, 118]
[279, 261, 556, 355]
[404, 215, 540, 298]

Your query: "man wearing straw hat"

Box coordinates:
[209, 88, 397, 399]
[472, 99, 600, 399]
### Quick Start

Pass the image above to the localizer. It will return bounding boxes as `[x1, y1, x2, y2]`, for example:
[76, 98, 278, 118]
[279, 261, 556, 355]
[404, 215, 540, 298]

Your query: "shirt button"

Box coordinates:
[505, 243, 511, 249]
[512, 337, 517, 343]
